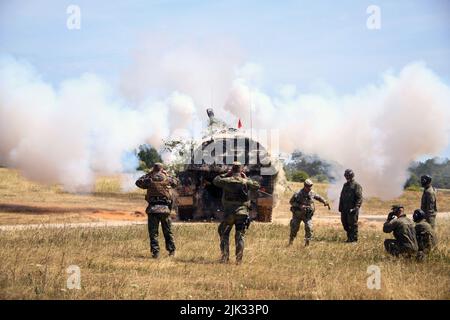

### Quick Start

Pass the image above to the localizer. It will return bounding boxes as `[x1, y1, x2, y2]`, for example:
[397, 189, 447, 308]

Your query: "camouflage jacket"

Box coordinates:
[135, 170, 178, 203]
[415, 220, 436, 252]
[383, 215, 418, 252]
[289, 188, 327, 213]
[339, 179, 363, 213]
[213, 174, 260, 215]
[421, 186, 437, 216]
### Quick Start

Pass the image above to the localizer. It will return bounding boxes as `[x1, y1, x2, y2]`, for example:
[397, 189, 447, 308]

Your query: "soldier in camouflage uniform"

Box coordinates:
[338, 169, 363, 242]
[213, 162, 260, 264]
[289, 179, 330, 247]
[420, 175, 438, 229]
[135, 163, 178, 259]
[383, 205, 418, 257]
[413, 209, 436, 257]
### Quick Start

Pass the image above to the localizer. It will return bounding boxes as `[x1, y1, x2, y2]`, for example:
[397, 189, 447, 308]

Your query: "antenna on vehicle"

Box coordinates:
[210, 86, 213, 109]
[250, 90, 253, 141]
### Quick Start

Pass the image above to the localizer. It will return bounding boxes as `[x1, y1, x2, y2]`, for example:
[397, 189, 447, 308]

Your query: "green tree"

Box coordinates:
[313, 174, 329, 183]
[404, 173, 421, 191]
[406, 157, 450, 189]
[290, 170, 309, 182]
[285, 150, 333, 181]
[136, 144, 162, 171]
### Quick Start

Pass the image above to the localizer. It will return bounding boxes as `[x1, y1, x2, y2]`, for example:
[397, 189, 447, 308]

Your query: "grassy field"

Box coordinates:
[0, 221, 449, 299]
[0, 168, 449, 299]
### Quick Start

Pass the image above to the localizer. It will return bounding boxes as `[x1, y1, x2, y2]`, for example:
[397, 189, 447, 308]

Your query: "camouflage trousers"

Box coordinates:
[218, 214, 247, 262]
[290, 210, 313, 241]
[147, 212, 175, 255]
[425, 214, 436, 229]
[384, 239, 417, 257]
[341, 209, 359, 242]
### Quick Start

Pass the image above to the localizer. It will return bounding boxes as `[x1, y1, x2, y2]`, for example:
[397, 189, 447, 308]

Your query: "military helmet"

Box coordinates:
[391, 204, 404, 212]
[231, 161, 242, 173]
[304, 179, 314, 187]
[420, 175, 432, 187]
[413, 209, 426, 222]
[153, 162, 164, 171]
[344, 169, 354, 179]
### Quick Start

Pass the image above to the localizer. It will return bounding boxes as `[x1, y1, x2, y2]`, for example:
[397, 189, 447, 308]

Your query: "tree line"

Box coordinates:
[404, 158, 450, 190]
[136, 146, 450, 190]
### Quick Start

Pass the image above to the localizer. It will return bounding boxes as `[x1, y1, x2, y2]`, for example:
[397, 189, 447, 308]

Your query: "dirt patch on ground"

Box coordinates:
[87, 210, 146, 221]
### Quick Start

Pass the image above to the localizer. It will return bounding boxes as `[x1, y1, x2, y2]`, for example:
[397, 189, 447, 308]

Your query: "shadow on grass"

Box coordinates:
[174, 256, 220, 265]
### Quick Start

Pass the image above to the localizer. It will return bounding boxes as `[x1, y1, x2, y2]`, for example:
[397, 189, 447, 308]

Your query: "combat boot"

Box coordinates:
[304, 239, 310, 247]
[151, 252, 159, 259]
[288, 238, 294, 246]
[168, 250, 175, 257]
[220, 255, 229, 264]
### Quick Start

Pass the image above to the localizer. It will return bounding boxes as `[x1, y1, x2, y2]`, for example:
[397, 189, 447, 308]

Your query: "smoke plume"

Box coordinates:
[1, 48, 449, 200]
[224, 62, 450, 200]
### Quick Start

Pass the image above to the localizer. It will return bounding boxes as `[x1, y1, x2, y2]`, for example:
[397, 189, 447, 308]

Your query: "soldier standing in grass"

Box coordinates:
[213, 161, 260, 264]
[420, 175, 438, 229]
[338, 169, 363, 243]
[288, 179, 330, 247]
[383, 205, 418, 257]
[413, 209, 436, 259]
[135, 163, 178, 259]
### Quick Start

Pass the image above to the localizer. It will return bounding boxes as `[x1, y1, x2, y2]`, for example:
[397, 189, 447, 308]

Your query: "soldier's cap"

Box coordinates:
[304, 179, 314, 187]
[391, 204, 404, 211]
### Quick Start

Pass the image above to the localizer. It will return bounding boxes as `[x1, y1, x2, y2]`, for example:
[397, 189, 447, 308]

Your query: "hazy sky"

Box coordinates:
[1, 0, 449, 157]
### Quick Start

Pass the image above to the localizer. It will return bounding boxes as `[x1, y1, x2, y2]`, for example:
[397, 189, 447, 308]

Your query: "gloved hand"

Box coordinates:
[325, 202, 331, 210]
[350, 207, 359, 214]
[387, 211, 397, 221]
[225, 170, 247, 178]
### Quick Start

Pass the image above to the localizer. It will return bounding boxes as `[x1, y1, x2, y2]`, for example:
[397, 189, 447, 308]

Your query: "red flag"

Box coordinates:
[238, 119, 242, 129]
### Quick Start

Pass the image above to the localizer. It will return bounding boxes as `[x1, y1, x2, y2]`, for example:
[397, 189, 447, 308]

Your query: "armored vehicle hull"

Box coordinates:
[175, 132, 278, 222]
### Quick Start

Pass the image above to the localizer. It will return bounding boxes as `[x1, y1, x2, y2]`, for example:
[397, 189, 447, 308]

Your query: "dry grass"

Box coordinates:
[0, 168, 147, 225]
[0, 168, 449, 299]
[275, 181, 450, 220]
[0, 221, 448, 299]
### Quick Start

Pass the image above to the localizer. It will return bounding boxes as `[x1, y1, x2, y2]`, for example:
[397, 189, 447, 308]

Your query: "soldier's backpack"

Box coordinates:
[223, 178, 249, 202]
[145, 172, 172, 200]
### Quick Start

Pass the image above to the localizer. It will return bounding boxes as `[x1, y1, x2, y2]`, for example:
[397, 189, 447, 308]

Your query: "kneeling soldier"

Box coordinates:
[136, 163, 178, 259]
[289, 179, 330, 247]
[413, 209, 436, 258]
[383, 205, 418, 257]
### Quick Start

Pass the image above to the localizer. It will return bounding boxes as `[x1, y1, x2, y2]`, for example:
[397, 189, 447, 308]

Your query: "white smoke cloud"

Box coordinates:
[120, 34, 243, 113]
[0, 55, 194, 191]
[1, 47, 449, 200]
[224, 62, 450, 200]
